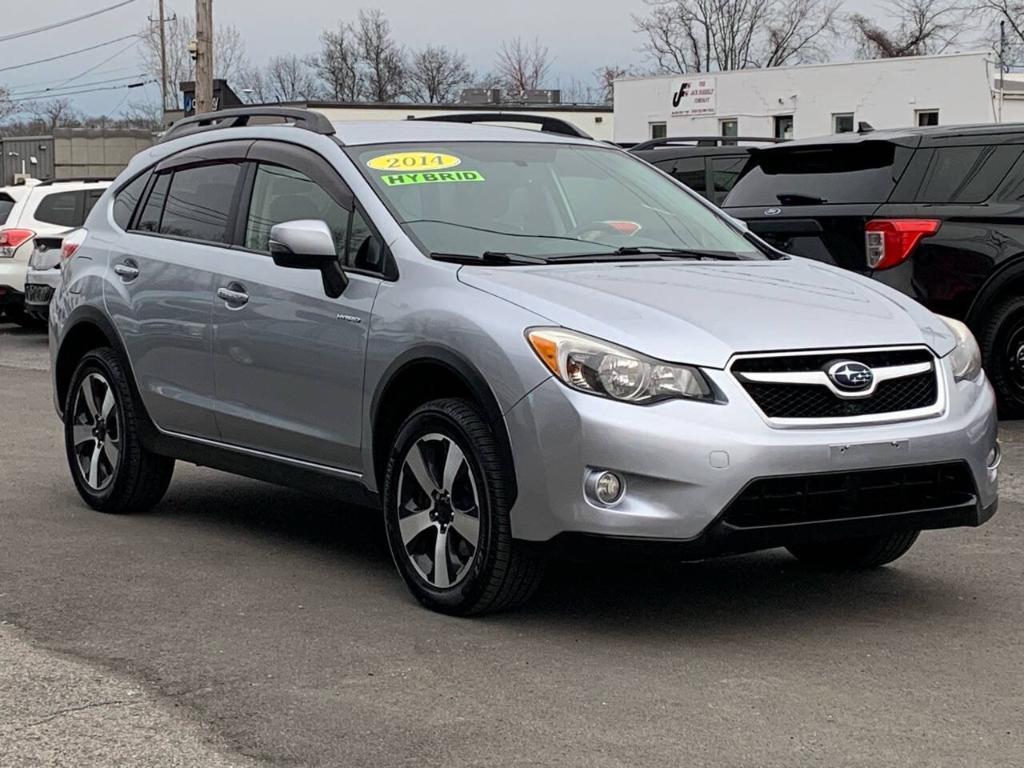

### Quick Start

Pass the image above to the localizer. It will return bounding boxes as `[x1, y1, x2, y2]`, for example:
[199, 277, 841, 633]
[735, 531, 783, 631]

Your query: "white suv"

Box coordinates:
[1, 179, 110, 325]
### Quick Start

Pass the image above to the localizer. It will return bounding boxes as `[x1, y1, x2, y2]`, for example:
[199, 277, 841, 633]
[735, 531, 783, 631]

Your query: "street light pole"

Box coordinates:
[195, 0, 214, 114]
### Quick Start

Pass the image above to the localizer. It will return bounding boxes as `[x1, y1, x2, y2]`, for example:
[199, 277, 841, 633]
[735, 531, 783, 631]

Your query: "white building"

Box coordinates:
[614, 52, 1022, 144]
[300, 102, 615, 141]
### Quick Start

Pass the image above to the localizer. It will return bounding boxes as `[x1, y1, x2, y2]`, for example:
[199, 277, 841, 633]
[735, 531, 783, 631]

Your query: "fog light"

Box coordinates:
[587, 470, 625, 506]
[987, 443, 1002, 470]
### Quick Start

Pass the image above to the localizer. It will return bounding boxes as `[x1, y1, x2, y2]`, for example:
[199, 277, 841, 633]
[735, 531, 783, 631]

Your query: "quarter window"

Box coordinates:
[711, 156, 748, 204]
[113, 174, 150, 230]
[245, 164, 350, 256]
[159, 163, 241, 243]
[916, 146, 1018, 204]
[34, 191, 81, 227]
[136, 173, 170, 233]
[669, 157, 707, 194]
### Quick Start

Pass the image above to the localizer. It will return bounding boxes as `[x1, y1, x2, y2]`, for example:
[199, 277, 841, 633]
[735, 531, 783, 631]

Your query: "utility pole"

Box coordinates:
[158, 0, 169, 111]
[999, 20, 1007, 124]
[195, 0, 214, 114]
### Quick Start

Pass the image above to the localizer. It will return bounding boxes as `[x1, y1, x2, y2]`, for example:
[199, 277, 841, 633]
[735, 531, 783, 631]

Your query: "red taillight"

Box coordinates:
[0, 228, 35, 258]
[61, 228, 88, 261]
[865, 219, 940, 270]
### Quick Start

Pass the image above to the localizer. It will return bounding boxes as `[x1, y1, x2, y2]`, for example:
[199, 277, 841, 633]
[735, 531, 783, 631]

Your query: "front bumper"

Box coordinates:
[505, 361, 998, 545]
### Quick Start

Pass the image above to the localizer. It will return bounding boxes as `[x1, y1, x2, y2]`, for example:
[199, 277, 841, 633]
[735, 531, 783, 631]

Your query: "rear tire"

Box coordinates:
[978, 296, 1024, 418]
[786, 531, 920, 570]
[64, 347, 174, 514]
[382, 398, 545, 615]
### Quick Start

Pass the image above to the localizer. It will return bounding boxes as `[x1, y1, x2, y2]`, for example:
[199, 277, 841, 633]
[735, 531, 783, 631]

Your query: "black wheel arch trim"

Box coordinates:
[965, 253, 1024, 329]
[370, 344, 518, 500]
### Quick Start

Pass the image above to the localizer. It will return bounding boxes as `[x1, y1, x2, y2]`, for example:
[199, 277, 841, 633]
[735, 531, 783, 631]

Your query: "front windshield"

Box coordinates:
[347, 141, 764, 260]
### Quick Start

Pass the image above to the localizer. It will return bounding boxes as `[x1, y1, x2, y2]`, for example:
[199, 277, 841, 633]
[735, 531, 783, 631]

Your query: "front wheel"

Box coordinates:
[786, 530, 920, 570]
[64, 348, 174, 514]
[382, 398, 545, 615]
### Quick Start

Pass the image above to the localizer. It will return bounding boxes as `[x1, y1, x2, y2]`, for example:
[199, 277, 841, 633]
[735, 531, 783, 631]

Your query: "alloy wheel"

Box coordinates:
[396, 433, 482, 589]
[71, 372, 122, 492]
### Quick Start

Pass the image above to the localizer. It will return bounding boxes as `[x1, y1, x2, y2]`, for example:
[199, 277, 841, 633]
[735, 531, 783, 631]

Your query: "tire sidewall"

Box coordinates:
[382, 403, 501, 613]
[64, 351, 128, 509]
[981, 297, 1024, 416]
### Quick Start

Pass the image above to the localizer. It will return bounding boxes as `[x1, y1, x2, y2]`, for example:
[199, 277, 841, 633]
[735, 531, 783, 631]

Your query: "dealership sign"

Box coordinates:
[670, 78, 717, 116]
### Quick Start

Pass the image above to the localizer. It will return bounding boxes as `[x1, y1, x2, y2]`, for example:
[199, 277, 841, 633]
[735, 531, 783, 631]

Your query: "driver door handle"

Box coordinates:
[217, 285, 249, 307]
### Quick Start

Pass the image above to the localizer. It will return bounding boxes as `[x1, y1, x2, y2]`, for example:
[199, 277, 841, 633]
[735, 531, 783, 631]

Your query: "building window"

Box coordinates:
[649, 122, 667, 140]
[833, 113, 854, 134]
[916, 109, 939, 127]
[720, 119, 738, 138]
[774, 115, 794, 140]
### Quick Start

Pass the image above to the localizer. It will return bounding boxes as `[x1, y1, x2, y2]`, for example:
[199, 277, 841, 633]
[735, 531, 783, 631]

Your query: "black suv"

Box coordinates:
[630, 136, 780, 204]
[723, 124, 1024, 415]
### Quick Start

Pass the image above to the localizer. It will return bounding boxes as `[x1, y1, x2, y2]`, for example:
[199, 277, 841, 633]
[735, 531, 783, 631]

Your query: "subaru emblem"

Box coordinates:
[827, 361, 874, 391]
[764, 207, 782, 216]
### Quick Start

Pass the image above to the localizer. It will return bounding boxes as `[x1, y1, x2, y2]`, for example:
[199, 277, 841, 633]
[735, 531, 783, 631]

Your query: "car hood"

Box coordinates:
[458, 257, 955, 368]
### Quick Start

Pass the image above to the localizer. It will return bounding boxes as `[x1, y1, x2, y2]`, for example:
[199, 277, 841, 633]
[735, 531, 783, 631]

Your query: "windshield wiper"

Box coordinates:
[547, 246, 744, 262]
[776, 193, 827, 205]
[430, 251, 550, 266]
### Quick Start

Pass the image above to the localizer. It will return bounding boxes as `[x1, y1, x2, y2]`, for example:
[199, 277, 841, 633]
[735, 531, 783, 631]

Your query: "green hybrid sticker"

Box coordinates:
[381, 170, 486, 187]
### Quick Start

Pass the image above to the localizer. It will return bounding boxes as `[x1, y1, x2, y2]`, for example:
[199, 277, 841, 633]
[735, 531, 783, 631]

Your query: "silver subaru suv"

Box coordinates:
[50, 108, 999, 615]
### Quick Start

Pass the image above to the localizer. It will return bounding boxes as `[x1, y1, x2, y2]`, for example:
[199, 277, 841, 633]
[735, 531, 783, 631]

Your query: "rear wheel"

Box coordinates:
[382, 398, 545, 615]
[64, 348, 174, 514]
[979, 296, 1024, 417]
[786, 531, 920, 570]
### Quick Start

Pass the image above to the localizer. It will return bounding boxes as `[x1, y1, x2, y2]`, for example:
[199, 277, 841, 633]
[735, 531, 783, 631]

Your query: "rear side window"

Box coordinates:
[34, 191, 82, 227]
[0, 194, 14, 226]
[711, 156, 747, 204]
[916, 146, 1019, 204]
[113, 174, 150, 229]
[159, 163, 241, 243]
[726, 141, 906, 206]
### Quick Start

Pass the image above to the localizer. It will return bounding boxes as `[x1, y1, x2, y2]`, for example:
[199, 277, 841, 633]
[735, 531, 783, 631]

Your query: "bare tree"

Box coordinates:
[25, 98, 80, 132]
[237, 64, 270, 104]
[0, 86, 15, 122]
[494, 37, 553, 95]
[634, 0, 839, 73]
[312, 22, 366, 101]
[140, 16, 249, 108]
[850, 0, 969, 58]
[356, 9, 406, 102]
[979, 0, 1024, 48]
[262, 55, 320, 102]
[594, 65, 636, 103]
[407, 45, 473, 103]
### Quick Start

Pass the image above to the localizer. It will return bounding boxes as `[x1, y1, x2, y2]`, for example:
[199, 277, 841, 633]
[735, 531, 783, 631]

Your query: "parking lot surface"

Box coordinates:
[1, 321, 1022, 767]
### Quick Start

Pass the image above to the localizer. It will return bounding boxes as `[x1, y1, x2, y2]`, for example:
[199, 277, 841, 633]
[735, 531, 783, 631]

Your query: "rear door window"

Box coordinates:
[136, 173, 171, 233]
[159, 163, 242, 244]
[668, 157, 707, 194]
[726, 141, 908, 206]
[34, 191, 83, 227]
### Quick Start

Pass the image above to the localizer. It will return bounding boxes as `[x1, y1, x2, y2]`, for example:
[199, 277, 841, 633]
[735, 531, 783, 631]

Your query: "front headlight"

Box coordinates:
[939, 315, 982, 382]
[526, 328, 714, 404]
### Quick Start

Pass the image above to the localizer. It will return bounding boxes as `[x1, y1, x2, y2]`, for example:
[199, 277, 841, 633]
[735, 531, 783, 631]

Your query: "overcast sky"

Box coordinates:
[3, 0, 905, 117]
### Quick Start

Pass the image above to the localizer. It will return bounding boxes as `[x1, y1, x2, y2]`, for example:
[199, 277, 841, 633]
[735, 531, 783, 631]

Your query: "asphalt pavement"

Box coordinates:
[1, 320, 1022, 767]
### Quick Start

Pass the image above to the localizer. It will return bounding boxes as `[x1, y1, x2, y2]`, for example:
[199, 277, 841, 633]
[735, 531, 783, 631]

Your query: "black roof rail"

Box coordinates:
[35, 177, 115, 186]
[161, 107, 336, 143]
[630, 136, 783, 151]
[414, 112, 592, 139]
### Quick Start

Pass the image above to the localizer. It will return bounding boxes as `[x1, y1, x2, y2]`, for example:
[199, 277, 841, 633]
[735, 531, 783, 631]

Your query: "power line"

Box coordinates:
[0, 0, 139, 43]
[7, 64, 144, 91]
[11, 74, 149, 99]
[55, 40, 143, 90]
[7, 80, 156, 105]
[0, 35, 139, 74]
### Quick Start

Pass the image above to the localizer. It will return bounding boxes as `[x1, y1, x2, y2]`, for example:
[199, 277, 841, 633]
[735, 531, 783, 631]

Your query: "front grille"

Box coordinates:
[723, 462, 976, 529]
[733, 348, 940, 420]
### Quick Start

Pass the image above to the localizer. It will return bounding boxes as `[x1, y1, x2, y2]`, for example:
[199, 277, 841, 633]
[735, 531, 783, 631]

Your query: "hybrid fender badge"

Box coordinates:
[763, 207, 782, 216]
[827, 360, 874, 391]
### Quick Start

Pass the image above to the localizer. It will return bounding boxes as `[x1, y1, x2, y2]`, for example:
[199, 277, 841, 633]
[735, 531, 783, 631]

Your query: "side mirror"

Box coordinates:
[269, 219, 348, 298]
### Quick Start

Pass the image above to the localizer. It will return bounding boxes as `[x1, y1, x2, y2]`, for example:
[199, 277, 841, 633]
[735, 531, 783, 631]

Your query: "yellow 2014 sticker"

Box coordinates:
[381, 170, 486, 187]
[367, 152, 462, 172]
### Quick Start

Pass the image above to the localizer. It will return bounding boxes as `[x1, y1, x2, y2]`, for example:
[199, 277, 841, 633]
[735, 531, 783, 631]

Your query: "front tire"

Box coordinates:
[786, 530, 920, 570]
[64, 348, 174, 514]
[978, 296, 1024, 417]
[382, 398, 544, 615]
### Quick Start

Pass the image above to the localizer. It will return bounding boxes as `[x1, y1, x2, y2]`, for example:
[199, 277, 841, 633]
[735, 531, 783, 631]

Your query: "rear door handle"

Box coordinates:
[217, 285, 249, 307]
[113, 260, 139, 281]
